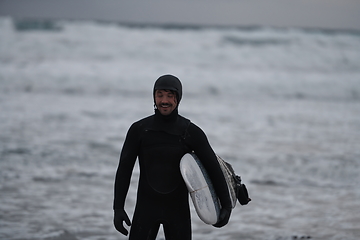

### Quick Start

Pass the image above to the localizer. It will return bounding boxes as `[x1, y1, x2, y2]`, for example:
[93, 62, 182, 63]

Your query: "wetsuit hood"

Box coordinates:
[153, 74, 182, 104]
[152, 74, 188, 135]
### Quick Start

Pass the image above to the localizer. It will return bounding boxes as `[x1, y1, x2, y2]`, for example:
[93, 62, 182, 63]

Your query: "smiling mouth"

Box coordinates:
[160, 104, 171, 108]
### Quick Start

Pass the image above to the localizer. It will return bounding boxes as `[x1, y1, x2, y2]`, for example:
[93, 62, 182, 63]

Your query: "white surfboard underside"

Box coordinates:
[180, 153, 220, 225]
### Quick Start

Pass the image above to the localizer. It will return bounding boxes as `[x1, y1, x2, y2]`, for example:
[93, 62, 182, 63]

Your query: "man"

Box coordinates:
[113, 74, 232, 240]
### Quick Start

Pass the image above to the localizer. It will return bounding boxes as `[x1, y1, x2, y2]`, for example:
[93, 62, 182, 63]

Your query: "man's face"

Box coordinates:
[155, 89, 178, 115]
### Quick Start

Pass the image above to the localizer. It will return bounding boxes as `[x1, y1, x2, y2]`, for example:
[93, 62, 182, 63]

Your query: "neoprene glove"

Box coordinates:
[114, 209, 131, 236]
[213, 207, 231, 228]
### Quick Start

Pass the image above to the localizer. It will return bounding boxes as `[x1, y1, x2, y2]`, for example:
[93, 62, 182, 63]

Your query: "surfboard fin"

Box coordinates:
[235, 175, 251, 205]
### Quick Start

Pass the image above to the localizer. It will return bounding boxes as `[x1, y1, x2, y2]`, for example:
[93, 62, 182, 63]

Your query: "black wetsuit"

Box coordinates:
[114, 109, 231, 240]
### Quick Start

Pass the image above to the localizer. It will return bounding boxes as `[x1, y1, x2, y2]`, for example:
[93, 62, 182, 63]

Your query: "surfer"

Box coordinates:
[113, 74, 232, 239]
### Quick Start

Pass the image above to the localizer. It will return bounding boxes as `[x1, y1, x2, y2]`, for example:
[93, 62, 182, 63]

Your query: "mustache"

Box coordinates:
[159, 103, 172, 107]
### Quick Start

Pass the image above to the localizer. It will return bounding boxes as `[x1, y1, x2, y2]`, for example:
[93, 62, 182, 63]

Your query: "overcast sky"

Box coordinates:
[1, 0, 360, 30]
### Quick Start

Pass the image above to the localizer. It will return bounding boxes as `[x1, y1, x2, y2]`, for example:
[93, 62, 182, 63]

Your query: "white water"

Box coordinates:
[1, 18, 360, 240]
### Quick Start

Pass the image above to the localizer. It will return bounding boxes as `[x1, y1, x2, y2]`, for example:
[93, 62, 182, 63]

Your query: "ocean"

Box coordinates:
[0, 17, 360, 240]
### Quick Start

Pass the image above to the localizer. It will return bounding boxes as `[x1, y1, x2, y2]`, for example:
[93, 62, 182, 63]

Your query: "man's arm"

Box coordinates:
[185, 123, 232, 227]
[113, 123, 140, 235]
[113, 123, 139, 209]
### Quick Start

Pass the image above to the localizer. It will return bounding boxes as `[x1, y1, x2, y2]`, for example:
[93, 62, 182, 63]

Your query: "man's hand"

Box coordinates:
[114, 209, 131, 236]
[213, 207, 231, 228]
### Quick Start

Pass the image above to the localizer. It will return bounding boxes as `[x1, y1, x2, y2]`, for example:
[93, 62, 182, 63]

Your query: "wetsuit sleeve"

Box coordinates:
[185, 123, 232, 210]
[113, 123, 140, 210]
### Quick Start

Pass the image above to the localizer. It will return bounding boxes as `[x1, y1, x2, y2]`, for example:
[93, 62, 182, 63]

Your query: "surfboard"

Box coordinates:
[180, 153, 238, 225]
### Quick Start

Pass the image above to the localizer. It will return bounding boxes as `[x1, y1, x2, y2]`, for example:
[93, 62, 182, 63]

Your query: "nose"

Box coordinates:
[161, 96, 171, 103]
